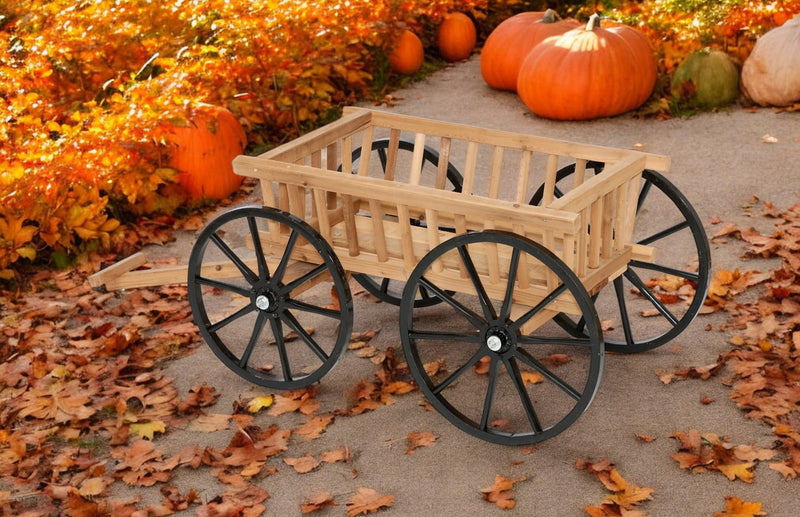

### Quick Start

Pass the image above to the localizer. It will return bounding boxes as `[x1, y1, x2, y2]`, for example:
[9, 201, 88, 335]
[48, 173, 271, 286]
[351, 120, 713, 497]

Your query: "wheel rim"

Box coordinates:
[400, 230, 603, 445]
[188, 206, 352, 389]
[533, 165, 711, 353]
[348, 138, 462, 307]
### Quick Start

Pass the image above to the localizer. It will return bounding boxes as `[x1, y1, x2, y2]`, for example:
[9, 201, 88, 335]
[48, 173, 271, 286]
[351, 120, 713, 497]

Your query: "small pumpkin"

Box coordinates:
[389, 30, 424, 74]
[480, 10, 578, 91]
[671, 48, 740, 108]
[165, 104, 247, 202]
[517, 14, 657, 120]
[741, 15, 800, 107]
[437, 12, 477, 62]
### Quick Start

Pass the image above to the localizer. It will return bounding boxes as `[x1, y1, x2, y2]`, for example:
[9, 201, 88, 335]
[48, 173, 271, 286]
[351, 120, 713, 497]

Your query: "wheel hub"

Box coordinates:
[485, 327, 513, 354]
[253, 289, 278, 313]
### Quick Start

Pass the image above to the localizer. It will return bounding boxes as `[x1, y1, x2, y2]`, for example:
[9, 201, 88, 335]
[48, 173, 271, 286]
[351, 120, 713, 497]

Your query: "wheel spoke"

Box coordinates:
[419, 275, 485, 328]
[379, 277, 391, 294]
[517, 335, 594, 347]
[480, 357, 499, 431]
[509, 283, 568, 333]
[272, 229, 299, 284]
[635, 177, 655, 212]
[432, 347, 488, 394]
[499, 247, 520, 322]
[248, 216, 270, 280]
[515, 348, 581, 401]
[408, 330, 483, 342]
[284, 298, 342, 319]
[458, 244, 497, 321]
[239, 311, 268, 368]
[280, 263, 328, 295]
[613, 276, 635, 346]
[269, 318, 293, 381]
[377, 147, 388, 170]
[281, 310, 330, 362]
[210, 232, 258, 284]
[624, 268, 679, 326]
[637, 219, 691, 246]
[629, 259, 700, 281]
[503, 356, 543, 433]
[196, 276, 252, 298]
[208, 303, 255, 333]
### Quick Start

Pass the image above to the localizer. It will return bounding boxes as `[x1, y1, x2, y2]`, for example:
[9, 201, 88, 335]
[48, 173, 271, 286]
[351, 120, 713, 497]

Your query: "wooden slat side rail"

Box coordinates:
[260, 109, 372, 163]
[347, 107, 671, 172]
[233, 156, 582, 235]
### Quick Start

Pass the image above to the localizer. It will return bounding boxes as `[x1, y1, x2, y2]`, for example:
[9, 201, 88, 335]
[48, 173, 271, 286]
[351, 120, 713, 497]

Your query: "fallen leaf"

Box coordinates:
[406, 431, 437, 454]
[284, 453, 321, 474]
[713, 496, 766, 517]
[345, 487, 394, 516]
[301, 491, 337, 514]
[130, 420, 166, 440]
[479, 474, 526, 510]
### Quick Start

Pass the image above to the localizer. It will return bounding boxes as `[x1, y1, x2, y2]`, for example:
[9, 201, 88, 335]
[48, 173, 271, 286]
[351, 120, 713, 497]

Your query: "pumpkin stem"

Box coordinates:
[542, 8, 561, 23]
[586, 13, 601, 31]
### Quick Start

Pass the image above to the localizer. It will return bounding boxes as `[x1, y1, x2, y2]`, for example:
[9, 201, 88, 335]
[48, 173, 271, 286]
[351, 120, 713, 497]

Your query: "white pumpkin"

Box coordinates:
[741, 15, 800, 106]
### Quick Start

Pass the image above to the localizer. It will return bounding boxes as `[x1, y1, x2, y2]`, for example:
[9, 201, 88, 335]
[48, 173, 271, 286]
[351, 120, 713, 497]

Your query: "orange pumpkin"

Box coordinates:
[517, 14, 657, 120]
[481, 10, 578, 91]
[437, 12, 476, 62]
[165, 104, 247, 201]
[389, 30, 424, 74]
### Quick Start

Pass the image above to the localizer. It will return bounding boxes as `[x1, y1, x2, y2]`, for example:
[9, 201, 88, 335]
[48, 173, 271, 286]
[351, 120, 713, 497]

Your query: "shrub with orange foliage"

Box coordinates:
[0, 0, 486, 276]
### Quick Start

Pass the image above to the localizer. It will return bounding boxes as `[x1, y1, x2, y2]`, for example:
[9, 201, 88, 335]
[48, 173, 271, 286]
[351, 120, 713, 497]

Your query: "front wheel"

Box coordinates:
[399, 230, 604, 445]
[187, 206, 353, 389]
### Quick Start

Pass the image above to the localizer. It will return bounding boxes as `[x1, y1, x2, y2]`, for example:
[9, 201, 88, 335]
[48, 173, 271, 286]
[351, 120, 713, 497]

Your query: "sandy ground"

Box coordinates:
[125, 56, 800, 516]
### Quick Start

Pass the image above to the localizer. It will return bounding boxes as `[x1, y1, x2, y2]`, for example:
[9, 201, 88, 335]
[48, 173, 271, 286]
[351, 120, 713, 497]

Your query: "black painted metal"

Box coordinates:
[187, 206, 353, 388]
[399, 230, 604, 445]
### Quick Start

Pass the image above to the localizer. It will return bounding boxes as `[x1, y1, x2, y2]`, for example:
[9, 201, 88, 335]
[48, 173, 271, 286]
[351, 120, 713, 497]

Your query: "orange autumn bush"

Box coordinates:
[0, 0, 486, 277]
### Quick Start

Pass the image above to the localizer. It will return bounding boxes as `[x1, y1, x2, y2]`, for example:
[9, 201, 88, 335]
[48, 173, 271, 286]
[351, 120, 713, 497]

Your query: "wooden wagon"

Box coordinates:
[90, 107, 710, 445]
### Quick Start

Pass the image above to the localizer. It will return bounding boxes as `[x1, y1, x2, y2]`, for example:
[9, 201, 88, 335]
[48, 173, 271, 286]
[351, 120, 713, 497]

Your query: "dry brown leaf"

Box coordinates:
[284, 453, 321, 474]
[713, 496, 766, 517]
[406, 431, 437, 454]
[345, 487, 394, 516]
[301, 491, 337, 514]
[479, 474, 526, 510]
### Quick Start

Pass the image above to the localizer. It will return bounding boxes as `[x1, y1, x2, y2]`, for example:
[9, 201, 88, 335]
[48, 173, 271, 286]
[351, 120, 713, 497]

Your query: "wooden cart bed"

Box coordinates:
[229, 107, 665, 320]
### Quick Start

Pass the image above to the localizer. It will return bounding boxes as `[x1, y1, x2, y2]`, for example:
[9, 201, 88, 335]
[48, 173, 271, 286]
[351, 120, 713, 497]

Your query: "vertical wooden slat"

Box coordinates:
[383, 129, 401, 181]
[357, 126, 374, 177]
[614, 182, 628, 251]
[410, 132, 426, 186]
[513, 150, 533, 289]
[370, 199, 388, 262]
[435, 137, 452, 190]
[397, 204, 416, 273]
[488, 146, 504, 199]
[462, 142, 479, 195]
[576, 209, 589, 278]
[621, 173, 643, 245]
[588, 197, 603, 269]
[310, 151, 322, 218]
[313, 189, 331, 242]
[339, 135, 359, 256]
[601, 191, 615, 259]
[541, 154, 559, 207]
[544, 229, 556, 289]
[572, 158, 588, 188]
[326, 142, 338, 208]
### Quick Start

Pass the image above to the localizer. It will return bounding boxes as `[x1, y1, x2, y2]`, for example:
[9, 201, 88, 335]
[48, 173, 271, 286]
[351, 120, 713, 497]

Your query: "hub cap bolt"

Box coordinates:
[487, 335, 502, 352]
[255, 295, 270, 311]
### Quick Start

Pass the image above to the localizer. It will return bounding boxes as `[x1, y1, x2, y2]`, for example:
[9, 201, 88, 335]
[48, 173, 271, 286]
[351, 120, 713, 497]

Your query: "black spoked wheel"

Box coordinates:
[188, 206, 353, 389]
[532, 164, 711, 353]
[346, 137, 463, 307]
[399, 230, 604, 445]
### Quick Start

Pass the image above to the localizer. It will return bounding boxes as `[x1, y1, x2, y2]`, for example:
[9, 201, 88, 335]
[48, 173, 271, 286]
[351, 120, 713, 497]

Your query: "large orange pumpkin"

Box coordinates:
[164, 104, 247, 201]
[481, 10, 578, 91]
[389, 30, 424, 74]
[517, 14, 657, 120]
[437, 12, 477, 62]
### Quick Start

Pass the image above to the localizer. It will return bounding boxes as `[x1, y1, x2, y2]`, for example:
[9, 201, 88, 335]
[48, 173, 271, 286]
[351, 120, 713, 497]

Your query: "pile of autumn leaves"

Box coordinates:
[3, 199, 800, 515]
